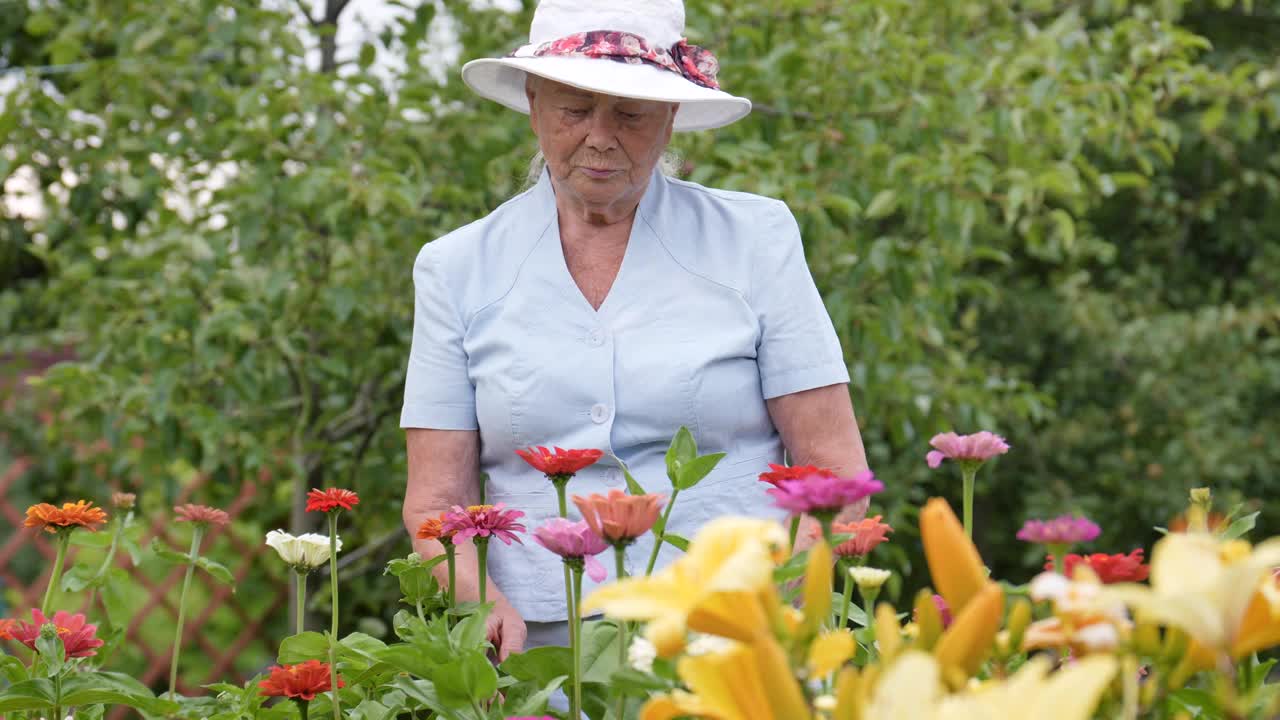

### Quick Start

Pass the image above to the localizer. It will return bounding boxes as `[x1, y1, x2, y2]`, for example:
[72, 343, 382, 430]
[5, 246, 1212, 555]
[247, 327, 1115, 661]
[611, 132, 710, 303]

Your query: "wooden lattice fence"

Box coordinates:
[0, 455, 289, 717]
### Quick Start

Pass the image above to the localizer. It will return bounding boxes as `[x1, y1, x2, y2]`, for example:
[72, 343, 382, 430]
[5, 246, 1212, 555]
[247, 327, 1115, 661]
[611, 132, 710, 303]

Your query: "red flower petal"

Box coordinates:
[305, 488, 360, 513]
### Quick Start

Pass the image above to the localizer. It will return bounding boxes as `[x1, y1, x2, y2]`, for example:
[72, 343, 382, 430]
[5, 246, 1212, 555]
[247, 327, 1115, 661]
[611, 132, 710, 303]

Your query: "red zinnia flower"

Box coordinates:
[24, 500, 108, 533]
[258, 659, 344, 700]
[757, 463, 837, 488]
[174, 503, 231, 527]
[822, 515, 893, 558]
[1044, 549, 1150, 584]
[516, 446, 604, 478]
[305, 488, 360, 513]
[8, 609, 105, 658]
[441, 503, 526, 546]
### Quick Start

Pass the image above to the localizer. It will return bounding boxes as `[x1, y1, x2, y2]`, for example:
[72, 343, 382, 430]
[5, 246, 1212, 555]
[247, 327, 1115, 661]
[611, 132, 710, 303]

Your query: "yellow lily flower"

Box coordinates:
[581, 517, 788, 655]
[1104, 532, 1280, 659]
[866, 650, 1116, 720]
[808, 629, 856, 678]
[640, 636, 810, 720]
[932, 582, 1004, 687]
[802, 539, 833, 637]
[920, 499, 988, 614]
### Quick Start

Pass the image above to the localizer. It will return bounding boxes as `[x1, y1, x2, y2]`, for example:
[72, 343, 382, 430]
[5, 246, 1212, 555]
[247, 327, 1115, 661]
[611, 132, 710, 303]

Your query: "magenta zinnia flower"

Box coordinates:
[8, 609, 105, 658]
[926, 431, 1010, 469]
[1017, 515, 1101, 545]
[766, 469, 884, 515]
[533, 518, 609, 582]
[442, 503, 526, 545]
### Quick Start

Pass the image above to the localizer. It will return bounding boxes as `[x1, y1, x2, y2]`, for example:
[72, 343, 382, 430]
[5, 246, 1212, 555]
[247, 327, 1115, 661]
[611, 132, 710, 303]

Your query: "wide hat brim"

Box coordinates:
[461, 55, 752, 132]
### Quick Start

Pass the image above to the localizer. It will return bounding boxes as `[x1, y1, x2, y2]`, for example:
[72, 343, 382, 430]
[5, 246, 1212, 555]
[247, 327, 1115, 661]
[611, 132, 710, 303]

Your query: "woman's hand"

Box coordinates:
[487, 595, 527, 661]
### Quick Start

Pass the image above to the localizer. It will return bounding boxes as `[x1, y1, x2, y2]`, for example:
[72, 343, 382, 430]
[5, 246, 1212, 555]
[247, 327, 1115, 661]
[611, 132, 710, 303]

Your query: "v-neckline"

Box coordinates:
[550, 211, 643, 317]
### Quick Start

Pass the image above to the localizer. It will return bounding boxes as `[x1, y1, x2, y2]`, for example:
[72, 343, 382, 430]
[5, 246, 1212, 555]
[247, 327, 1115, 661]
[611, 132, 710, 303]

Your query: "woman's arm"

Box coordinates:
[403, 428, 527, 659]
[766, 383, 871, 544]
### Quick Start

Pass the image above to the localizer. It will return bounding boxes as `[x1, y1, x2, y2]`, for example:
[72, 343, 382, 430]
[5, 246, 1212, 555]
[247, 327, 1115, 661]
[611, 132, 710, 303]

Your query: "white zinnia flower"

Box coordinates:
[849, 566, 892, 591]
[627, 635, 656, 673]
[265, 529, 341, 570]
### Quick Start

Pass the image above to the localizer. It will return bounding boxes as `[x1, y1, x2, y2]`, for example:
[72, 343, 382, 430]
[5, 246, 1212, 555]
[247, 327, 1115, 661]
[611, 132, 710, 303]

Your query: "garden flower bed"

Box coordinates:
[0, 429, 1277, 719]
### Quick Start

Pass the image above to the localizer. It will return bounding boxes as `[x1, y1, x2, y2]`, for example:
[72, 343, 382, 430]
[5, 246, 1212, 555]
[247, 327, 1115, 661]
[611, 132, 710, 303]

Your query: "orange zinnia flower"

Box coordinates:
[24, 500, 108, 533]
[824, 515, 893, 558]
[415, 513, 455, 542]
[305, 488, 360, 513]
[0, 618, 16, 640]
[174, 503, 231, 527]
[258, 659, 344, 700]
[572, 489, 665, 545]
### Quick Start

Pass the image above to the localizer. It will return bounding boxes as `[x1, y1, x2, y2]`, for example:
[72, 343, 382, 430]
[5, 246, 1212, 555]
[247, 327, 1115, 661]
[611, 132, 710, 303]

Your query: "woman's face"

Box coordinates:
[526, 76, 677, 221]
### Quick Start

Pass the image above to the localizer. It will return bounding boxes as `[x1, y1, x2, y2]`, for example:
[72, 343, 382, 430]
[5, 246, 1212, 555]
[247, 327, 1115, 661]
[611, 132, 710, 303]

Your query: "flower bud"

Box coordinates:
[873, 603, 902, 665]
[912, 588, 944, 651]
[1133, 618, 1162, 657]
[1005, 597, 1033, 654]
[850, 566, 891, 592]
[110, 491, 136, 510]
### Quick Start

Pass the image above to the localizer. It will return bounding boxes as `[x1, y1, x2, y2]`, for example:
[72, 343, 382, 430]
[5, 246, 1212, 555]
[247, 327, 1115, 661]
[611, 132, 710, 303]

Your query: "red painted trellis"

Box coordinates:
[0, 456, 289, 716]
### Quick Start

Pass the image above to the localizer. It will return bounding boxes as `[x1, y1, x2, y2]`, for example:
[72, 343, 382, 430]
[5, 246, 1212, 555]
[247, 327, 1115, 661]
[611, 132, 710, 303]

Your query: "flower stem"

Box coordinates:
[788, 515, 800, 552]
[571, 565, 585, 720]
[295, 697, 310, 720]
[644, 488, 681, 576]
[1050, 544, 1068, 578]
[476, 537, 489, 606]
[169, 525, 204, 700]
[42, 532, 71, 616]
[327, 512, 341, 720]
[88, 512, 129, 613]
[554, 479, 569, 518]
[445, 544, 457, 610]
[614, 546, 628, 720]
[296, 570, 307, 635]
[837, 560, 854, 630]
[961, 467, 976, 540]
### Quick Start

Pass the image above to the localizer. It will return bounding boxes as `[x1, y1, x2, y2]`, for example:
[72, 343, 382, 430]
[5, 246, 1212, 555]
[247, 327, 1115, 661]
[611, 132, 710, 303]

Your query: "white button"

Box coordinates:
[587, 328, 605, 347]
[590, 403, 610, 424]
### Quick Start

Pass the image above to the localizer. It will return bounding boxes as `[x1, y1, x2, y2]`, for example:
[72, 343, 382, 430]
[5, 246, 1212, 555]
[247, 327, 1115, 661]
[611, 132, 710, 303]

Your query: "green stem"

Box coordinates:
[52, 673, 62, 720]
[961, 467, 975, 540]
[296, 697, 310, 720]
[1051, 545, 1068, 578]
[563, 558, 576, 692]
[445, 544, 457, 610]
[614, 546, 628, 720]
[476, 537, 489, 606]
[787, 515, 801, 552]
[837, 560, 854, 630]
[88, 512, 129, 613]
[571, 566, 585, 720]
[296, 570, 307, 635]
[169, 525, 205, 700]
[42, 533, 71, 616]
[328, 512, 341, 720]
[816, 511, 836, 547]
[554, 479, 569, 518]
[644, 488, 681, 576]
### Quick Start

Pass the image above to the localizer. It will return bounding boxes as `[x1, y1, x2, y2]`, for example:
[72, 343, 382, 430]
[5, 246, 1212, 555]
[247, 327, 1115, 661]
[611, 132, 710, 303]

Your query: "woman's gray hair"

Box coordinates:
[524, 149, 684, 189]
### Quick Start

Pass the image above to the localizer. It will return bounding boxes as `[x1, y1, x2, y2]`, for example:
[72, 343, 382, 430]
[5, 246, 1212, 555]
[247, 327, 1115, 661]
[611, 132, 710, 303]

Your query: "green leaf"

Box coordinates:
[23, 12, 57, 36]
[278, 631, 329, 663]
[60, 671, 159, 708]
[389, 677, 448, 716]
[664, 426, 697, 485]
[432, 649, 497, 706]
[1219, 511, 1258, 541]
[613, 455, 648, 496]
[501, 646, 572, 688]
[505, 675, 567, 717]
[663, 534, 690, 552]
[349, 698, 392, 720]
[449, 604, 491, 651]
[864, 189, 898, 219]
[61, 564, 100, 592]
[197, 556, 235, 585]
[0, 679, 55, 712]
[36, 630, 65, 675]
[150, 537, 190, 566]
[674, 452, 726, 490]
[0, 655, 29, 684]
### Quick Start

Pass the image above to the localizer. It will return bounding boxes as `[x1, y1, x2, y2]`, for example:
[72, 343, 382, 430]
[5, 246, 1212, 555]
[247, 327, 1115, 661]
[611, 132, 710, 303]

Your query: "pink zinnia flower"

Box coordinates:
[1017, 515, 1101, 546]
[533, 518, 609, 582]
[174, 503, 231, 527]
[8, 609, 105, 658]
[926, 431, 1010, 469]
[758, 463, 837, 488]
[822, 515, 893, 558]
[442, 503, 526, 546]
[766, 469, 884, 515]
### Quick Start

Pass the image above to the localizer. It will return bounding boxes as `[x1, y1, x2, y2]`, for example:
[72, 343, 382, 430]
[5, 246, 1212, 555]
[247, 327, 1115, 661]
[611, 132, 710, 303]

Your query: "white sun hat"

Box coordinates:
[461, 0, 752, 132]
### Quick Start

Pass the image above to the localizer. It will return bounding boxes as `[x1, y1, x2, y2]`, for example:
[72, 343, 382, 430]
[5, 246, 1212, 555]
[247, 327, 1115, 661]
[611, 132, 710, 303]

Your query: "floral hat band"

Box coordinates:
[519, 30, 721, 91]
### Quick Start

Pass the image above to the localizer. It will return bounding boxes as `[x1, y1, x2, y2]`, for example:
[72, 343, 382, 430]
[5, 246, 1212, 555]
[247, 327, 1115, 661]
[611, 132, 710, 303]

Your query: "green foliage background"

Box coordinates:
[1, 0, 1277, 683]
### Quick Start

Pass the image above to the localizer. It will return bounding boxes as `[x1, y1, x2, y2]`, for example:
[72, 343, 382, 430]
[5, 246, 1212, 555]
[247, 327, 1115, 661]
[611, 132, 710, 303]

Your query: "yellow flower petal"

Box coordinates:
[874, 603, 903, 666]
[802, 539, 833, 637]
[934, 582, 1004, 685]
[920, 498, 988, 614]
[808, 629, 856, 677]
[911, 588, 944, 652]
[1233, 574, 1280, 657]
[866, 651, 943, 719]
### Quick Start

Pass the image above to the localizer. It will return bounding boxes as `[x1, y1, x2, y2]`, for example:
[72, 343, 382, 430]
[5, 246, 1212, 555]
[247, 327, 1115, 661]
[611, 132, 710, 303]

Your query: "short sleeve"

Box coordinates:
[400, 247, 478, 429]
[751, 202, 850, 399]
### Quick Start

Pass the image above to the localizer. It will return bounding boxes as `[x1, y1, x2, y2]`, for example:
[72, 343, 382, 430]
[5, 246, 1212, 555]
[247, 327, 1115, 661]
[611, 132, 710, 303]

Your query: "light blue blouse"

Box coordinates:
[400, 168, 849, 621]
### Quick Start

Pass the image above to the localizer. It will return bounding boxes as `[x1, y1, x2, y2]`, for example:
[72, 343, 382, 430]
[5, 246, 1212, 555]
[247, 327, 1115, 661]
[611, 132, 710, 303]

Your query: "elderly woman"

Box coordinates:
[401, 0, 868, 659]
